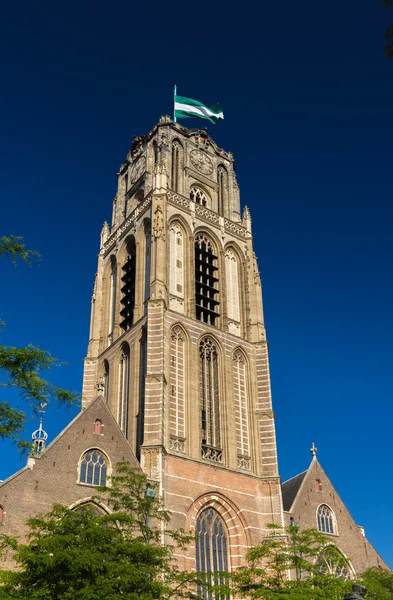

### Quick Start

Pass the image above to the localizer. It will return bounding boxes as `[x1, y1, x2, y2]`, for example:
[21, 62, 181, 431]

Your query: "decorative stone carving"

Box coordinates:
[224, 219, 247, 238]
[167, 190, 190, 209]
[130, 135, 145, 159]
[237, 455, 251, 470]
[190, 149, 213, 175]
[201, 444, 222, 463]
[195, 203, 220, 224]
[100, 221, 110, 247]
[152, 203, 165, 241]
[158, 132, 169, 166]
[130, 156, 146, 183]
[170, 436, 186, 453]
[103, 196, 151, 254]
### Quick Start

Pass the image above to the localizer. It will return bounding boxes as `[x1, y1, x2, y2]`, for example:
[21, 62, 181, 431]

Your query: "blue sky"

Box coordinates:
[1, 0, 392, 567]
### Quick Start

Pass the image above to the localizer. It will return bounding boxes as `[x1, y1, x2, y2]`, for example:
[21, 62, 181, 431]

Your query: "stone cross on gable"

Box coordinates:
[310, 442, 318, 458]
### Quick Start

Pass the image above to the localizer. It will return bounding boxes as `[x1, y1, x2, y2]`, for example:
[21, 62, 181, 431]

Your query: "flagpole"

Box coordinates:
[174, 85, 177, 122]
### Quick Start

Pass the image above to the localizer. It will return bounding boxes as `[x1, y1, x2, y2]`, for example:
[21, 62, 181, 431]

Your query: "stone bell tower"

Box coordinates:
[82, 115, 284, 570]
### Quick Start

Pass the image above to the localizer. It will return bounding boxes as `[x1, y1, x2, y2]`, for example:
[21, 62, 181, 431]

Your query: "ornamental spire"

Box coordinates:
[31, 403, 48, 455]
[310, 442, 318, 459]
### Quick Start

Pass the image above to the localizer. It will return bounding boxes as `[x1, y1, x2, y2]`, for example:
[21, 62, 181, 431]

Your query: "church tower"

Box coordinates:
[83, 115, 284, 569]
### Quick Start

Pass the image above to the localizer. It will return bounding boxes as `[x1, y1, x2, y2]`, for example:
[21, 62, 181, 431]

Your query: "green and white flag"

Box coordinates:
[174, 94, 224, 124]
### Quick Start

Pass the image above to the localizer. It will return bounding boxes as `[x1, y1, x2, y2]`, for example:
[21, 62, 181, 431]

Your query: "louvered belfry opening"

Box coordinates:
[195, 234, 220, 326]
[120, 238, 136, 332]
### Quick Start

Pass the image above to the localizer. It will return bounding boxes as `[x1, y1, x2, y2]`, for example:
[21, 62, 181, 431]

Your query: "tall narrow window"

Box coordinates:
[170, 327, 185, 446]
[118, 344, 130, 437]
[195, 234, 220, 326]
[200, 338, 221, 462]
[79, 450, 108, 486]
[190, 186, 208, 207]
[171, 140, 181, 192]
[120, 238, 136, 331]
[233, 351, 250, 468]
[225, 249, 240, 335]
[137, 328, 147, 460]
[196, 508, 229, 600]
[169, 223, 184, 313]
[94, 419, 103, 434]
[0, 506, 4, 523]
[317, 504, 335, 534]
[108, 256, 117, 343]
[144, 220, 151, 307]
[217, 166, 227, 216]
[103, 360, 110, 404]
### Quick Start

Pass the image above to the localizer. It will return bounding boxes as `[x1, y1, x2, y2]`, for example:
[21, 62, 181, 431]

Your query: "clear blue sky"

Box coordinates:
[1, 0, 392, 568]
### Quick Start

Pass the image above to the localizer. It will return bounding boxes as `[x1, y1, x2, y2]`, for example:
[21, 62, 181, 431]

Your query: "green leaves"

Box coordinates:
[0, 235, 40, 266]
[0, 466, 198, 600]
[0, 234, 79, 449]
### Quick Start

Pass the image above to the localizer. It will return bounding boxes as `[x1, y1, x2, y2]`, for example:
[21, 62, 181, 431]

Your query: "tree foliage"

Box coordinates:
[360, 567, 393, 600]
[383, 0, 393, 58]
[0, 464, 196, 600]
[226, 524, 352, 600]
[0, 235, 78, 449]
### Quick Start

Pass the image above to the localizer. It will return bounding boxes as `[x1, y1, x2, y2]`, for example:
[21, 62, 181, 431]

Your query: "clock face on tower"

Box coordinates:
[190, 149, 213, 175]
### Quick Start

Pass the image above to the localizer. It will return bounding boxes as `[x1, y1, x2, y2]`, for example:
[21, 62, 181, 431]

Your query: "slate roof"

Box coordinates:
[281, 470, 307, 511]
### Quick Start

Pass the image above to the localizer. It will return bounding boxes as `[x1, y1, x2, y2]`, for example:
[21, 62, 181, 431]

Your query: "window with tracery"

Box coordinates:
[217, 166, 227, 216]
[200, 338, 221, 462]
[195, 234, 220, 326]
[196, 508, 229, 599]
[225, 249, 240, 332]
[171, 140, 182, 192]
[120, 238, 136, 331]
[233, 351, 250, 463]
[169, 223, 184, 311]
[317, 546, 351, 580]
[118, 345, 130, 436]
[79, 450, 108, 486]
[169, 327, 185, 443]
[317, 504, 335, 534]
[190, 186, 208, 207]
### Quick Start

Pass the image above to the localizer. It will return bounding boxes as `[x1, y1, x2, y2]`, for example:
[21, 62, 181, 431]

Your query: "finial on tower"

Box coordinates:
[310, 442, 318, 459]
[31, 403, 48, 455]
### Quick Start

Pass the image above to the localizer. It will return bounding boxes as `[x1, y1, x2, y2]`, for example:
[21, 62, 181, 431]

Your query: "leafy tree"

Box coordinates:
[383, 0, 393, 58]
[225, 523, 352, 600]
[0, 464, 197, 600]
[361, 567, 393, 600]
[0, 235, 78, 450]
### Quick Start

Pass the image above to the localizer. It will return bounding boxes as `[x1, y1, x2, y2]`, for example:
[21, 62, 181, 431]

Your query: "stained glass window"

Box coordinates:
[317, 504, 335, 534]
[196, 508, 229, 599]
[317, 546, 352, 580]
[79, 450, 107, 486]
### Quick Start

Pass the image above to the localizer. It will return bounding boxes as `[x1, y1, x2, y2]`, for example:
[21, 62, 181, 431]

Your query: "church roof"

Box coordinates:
[281, 470, 307, 511]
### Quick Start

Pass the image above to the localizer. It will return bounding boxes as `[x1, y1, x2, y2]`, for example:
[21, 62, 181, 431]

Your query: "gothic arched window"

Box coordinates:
[317, 504, 335, 534]
[225, 249, 240, 334]
[120, 237, 136, 332]
[108, 256, 117, 343]
[190, 186, 208, 207]
[144, 219, 151, 306]
[137, 327, 147, 461]
[200, 338, 221, 462]
[217, 166, 227, 216]
[170, 326, 185, 446]
[79, 450, 108, 486]
[195, 234, 220, 326]
[0, 506, 4, 523]
[196, 508, 229, 599]
[318, 546, 352, 580]
[169, 222, 185, 312]
[233, 350, 250, 467]
[118, 344, 130, 436]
